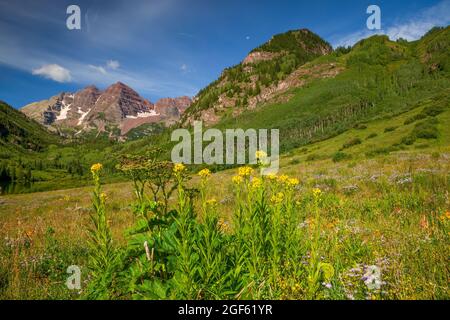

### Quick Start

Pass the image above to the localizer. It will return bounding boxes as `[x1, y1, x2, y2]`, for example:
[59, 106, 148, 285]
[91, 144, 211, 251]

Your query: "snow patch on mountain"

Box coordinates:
[77, 107, 90, 125]
[126, 110, 159, 119]
[56, 101, 72, 120]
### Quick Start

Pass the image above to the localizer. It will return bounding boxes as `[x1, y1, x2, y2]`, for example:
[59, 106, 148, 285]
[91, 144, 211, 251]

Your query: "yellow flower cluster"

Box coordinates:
[255, 150, 267, 160]
[250, 177, 263, 190]
[439, 211, 450, 222]
[198, 168, 211, 179]
[271, 192, 285, 204]
[218, 218, 231, 233]
[278, 175, 289, 184]
[233, 168, 301, 194]
[287, 178, 300, 188]
[232, 175, 244, 185]
[206, 198, 217, 206]
[313, 188, 322, 198]
[238, 166, 254, 177]
[100, 192, 108, 202]
[173, 163, 186, 173]
[91, 163, 103, 174]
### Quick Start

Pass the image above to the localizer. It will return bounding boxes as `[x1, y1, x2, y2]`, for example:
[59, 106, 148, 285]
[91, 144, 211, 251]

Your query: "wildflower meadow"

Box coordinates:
[74, 150, 449, 300]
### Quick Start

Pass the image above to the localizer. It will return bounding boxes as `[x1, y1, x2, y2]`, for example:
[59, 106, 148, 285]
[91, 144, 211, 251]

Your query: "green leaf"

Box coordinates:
[319, 262, 335, 281]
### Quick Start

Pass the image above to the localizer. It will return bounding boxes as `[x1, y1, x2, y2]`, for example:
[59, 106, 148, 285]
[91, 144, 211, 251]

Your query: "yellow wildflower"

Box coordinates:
[198, 168, 211, 179]
[24, 229, 34, 240]
[232, 175, 244, 185]
[308, 218, 316, 229]
[271, 192, 285, 204]
[218, 218, 231, 233]
[238, 166, 253, 177]
[439, 211, 450, 222]
[250, 177, 263, 190]
[312, 188, 322, 198]
[206, 198, 217, 206]
[277, 174, 289, 184]
[100, 192, 108, 202]
[173, 163, 186, 173]
[255, 150, 267, 160]
[287, 178, 300, 188]
[91, 163, 103, 174]
[266, 173, 278, 181]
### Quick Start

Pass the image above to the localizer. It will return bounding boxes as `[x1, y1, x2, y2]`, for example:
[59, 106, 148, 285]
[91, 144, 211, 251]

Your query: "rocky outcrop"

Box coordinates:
[247, 62, 344, 109]
[120, 115, 162, 135]
[243, 51, 282, 65]
[184, 62, 343, 126]
[155, 96, 192, 118]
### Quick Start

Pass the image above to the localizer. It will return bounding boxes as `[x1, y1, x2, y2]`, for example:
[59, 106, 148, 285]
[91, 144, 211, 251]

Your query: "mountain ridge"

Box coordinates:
[21, 82, 192, 137]
[16, 26, 450, 148]
[182, 28, 333, 125]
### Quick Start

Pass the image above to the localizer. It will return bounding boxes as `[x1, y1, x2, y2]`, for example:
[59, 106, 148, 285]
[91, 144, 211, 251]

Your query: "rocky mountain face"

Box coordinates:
[155, 97, 192, 118]
[182, 29, 334, 126]
[21, 82, 191, 136]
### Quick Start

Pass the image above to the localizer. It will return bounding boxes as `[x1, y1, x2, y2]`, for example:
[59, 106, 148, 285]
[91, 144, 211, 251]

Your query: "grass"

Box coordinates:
[284, 100, 450, 164]
[1, 140, 448, 299]
[0, 182, 134, 299]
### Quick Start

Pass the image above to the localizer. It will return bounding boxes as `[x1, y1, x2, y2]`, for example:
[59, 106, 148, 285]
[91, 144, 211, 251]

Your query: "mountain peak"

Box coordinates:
[256, 29, 330, 53]
[105, 82, 138, 95]
[21, 82, 192, 138]
[242, 28, 331, 65]
[111, 81, 129, 89]
[184, 27, 333, 125]
[82, 85, 100, 92]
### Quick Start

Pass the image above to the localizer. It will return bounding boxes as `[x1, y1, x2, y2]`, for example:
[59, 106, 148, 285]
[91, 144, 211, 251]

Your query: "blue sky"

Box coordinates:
[0, 0, 449, 108]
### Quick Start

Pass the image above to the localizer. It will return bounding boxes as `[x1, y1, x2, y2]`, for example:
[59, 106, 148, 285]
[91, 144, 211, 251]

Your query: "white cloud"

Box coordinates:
[106, 59, 120, 70]
[0, 37, 198, 98]
[332, 0, 450, 48]
[385, 0, 450, 41]
[88, 60, 120, 74]
[88, 64, 107, 74]
[385, 22, 436, 41]
[0, 0, 200, 100]
[32, 64, 72, 83]
[180, 63, 189, 73]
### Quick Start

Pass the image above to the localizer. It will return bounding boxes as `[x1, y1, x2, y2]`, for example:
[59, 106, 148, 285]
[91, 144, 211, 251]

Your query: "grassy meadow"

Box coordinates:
[1, 104, 449, 299]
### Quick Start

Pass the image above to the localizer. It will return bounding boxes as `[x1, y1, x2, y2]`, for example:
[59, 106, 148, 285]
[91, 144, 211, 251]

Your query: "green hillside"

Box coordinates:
[0, 101, 59, 156]
[417, 26, 450, 73]
[182, 29, 332, 120]
[212, 28, 450, 153]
